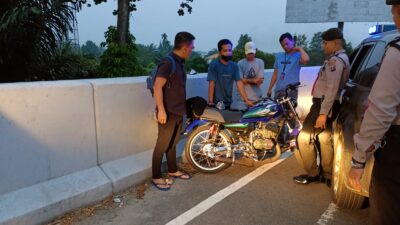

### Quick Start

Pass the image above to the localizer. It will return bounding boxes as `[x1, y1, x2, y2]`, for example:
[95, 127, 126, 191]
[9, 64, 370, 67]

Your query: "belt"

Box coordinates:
[386, 125, 400, 138]
[312, 97, 322, 104]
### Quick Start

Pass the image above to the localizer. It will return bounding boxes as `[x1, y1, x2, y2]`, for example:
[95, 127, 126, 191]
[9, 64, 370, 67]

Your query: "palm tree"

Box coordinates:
[0, 0, 85, 82]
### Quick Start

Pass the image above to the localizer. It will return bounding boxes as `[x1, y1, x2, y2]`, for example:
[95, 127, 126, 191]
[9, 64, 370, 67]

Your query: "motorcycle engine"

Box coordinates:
[250, 123, 278, 151]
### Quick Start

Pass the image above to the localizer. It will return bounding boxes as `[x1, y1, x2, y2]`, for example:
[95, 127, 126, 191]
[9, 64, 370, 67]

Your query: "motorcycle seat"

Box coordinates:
[200, 107, 243, 123]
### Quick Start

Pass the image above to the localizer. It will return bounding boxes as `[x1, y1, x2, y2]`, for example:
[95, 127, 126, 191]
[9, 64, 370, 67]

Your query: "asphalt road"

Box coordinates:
[73, 152, 370, 225]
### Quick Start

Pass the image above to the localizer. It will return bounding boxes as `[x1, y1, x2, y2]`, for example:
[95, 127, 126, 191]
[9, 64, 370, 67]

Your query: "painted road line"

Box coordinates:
[166, 152, 293, 225]
[316, 202, 338, 225]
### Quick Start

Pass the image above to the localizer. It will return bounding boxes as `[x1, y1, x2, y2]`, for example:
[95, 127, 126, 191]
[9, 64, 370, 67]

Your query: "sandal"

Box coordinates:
[151, 179, 171, 191]
[168, 171, 192, 180]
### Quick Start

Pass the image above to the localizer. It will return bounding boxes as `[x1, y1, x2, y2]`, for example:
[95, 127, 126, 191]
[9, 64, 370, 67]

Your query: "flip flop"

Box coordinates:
[151, 180, 171, 191]
[168, 171, 192, 180]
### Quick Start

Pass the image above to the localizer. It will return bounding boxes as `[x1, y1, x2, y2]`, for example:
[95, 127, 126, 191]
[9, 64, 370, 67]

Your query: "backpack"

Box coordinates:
[146, 55, 176, 97]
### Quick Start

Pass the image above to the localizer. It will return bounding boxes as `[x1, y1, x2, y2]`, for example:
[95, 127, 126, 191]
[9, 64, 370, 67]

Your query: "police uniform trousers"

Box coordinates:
[295, 98, 340, 179]
[370, 125, 400, 225]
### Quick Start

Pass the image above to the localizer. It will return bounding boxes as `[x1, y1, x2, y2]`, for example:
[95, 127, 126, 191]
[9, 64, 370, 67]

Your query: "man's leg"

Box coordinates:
[152, 114, 177, 179]
[293, 100, 322, 184]
[165, 114, 183, 174]
[318, 128, 334, 180]
[370, 126, 400, 225]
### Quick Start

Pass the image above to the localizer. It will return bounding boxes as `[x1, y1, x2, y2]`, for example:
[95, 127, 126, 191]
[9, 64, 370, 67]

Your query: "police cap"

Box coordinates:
[321, 28, 343, 41]
[386, 0, 400, 5]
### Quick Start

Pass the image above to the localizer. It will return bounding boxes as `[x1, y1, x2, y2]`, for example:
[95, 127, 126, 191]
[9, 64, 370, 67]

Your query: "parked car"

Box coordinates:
[331, 28, 399, 209]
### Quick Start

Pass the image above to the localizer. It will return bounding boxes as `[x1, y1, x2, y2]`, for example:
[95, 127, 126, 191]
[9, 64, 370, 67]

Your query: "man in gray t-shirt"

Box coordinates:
[231, 42, 264, 110]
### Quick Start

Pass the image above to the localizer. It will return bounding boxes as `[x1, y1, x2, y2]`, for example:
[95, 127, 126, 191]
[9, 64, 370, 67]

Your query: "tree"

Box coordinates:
[99, 26, 145, 77]
[293, 33, 308, 48]
[207, 48, 218, 56]
[81, 40, 104, 59]
[91, 0, 194, 45]
[308, 32, 325, 66]
[235, 34, 252, 50]
[0, 0, 86, 82]
[343, 39, 353, 56]
[186, 53, 208, 73]
[158, 33, 173, 56]
[256, 51, 275, 69]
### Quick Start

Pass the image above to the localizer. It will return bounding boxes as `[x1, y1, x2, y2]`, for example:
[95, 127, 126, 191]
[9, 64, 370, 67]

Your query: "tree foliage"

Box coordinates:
[235, 34, 252, 50]
[0, 0, 86, 82]
[81, 40, 104, 59]
[293, 33, 308, 48]
[31, 42, 99, 81]
[99, 26, 145, 77]
[186, 54, 208, 74]
[90, 0, 194, 45]
[158, 33, 173, 56]
[231, 34, 274, 69]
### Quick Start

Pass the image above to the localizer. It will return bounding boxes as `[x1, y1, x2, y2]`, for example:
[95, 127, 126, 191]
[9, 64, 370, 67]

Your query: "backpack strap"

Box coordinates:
[164, 55, 176, 88]
[333, 52, 347, 69]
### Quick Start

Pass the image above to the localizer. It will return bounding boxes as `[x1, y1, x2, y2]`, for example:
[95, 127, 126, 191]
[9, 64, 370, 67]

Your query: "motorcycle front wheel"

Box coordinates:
[185, 125, 231, 173]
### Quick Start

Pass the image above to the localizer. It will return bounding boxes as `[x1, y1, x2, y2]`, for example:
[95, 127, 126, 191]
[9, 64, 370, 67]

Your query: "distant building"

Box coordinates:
[205, 53, 219, 63]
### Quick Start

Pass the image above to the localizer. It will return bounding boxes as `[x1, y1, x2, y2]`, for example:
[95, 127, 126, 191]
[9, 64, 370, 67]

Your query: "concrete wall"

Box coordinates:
[0, 81, 98, 196]
[0, 66, 319, 225]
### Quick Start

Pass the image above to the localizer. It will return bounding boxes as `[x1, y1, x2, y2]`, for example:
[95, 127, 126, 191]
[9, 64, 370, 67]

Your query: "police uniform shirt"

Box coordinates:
[353, 39, 400, 163]
[312, 49, 350, 116]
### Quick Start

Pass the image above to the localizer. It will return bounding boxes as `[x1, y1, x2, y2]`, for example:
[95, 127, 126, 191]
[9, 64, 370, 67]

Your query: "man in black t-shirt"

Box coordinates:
[152, 32, 195, 190]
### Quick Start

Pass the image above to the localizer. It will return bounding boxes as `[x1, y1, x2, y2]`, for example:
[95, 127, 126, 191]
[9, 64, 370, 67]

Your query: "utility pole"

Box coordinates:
[338, 22, 344, 31]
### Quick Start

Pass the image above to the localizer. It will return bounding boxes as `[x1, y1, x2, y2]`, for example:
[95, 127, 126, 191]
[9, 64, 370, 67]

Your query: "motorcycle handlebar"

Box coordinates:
[285, 82, 301, 98]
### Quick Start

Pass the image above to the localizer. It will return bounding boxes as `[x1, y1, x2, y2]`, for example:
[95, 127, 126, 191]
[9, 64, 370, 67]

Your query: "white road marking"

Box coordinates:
[316, 202, 338, 225]
[166, 152, 293, 225]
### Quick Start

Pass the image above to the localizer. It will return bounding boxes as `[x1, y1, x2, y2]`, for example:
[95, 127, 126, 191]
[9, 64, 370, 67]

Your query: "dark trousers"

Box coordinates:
[296, 98, 340, 179]
[370, 125, 400, 225]
[152, 113, 183, 179]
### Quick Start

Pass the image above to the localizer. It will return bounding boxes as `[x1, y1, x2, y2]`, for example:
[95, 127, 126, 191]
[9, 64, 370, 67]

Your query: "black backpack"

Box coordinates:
[146, 56, 176, 97]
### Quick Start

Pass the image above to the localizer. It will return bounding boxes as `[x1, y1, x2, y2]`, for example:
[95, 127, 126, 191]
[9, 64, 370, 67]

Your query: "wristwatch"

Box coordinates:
[351, 158, 366, 169]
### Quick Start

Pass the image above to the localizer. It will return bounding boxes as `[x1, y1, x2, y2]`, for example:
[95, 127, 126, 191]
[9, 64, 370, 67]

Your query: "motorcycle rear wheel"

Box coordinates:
[185, 125, 231, 173]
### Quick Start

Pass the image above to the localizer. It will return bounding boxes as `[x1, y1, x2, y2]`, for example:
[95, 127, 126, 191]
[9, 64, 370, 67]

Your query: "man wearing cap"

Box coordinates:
[348, 1, 400, 223]
[293, 28, 350, 185]
[231, 41, 265, 110]
[267, 32, 309, 100]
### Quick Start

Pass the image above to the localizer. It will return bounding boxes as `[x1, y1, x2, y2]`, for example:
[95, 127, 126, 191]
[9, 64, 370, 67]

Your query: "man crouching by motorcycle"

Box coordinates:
[293, 28, 350, 185]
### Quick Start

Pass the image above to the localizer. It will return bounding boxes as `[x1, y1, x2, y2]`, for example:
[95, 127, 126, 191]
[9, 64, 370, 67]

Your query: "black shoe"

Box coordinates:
[293, 174, 322, 185]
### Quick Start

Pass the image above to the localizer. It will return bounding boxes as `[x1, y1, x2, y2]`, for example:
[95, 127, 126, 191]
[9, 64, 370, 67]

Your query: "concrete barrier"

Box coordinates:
[0, 81, 98, 196]
[0, 66, 319, 225]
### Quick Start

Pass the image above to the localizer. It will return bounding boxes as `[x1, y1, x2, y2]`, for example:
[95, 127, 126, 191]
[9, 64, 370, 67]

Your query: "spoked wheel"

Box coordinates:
[185, 125, 231, 173]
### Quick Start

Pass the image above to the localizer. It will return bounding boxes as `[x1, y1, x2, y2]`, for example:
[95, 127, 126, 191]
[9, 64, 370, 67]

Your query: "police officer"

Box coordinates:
[349, 1, 400, 224]
[293, 28, 350, 185]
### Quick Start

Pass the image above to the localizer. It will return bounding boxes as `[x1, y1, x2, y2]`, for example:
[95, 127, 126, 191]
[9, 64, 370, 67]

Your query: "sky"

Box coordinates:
[76, 0, 392, 53]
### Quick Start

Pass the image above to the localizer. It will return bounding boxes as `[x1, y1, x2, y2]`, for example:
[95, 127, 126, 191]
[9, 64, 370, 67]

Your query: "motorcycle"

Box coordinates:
[183, 82, 303, 173]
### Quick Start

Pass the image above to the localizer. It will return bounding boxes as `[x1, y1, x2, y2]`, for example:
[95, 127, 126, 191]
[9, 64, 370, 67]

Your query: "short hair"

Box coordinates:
[217, 39, 233, 52]
[174, 32, 195, 50]
[279, 32, 293, 43]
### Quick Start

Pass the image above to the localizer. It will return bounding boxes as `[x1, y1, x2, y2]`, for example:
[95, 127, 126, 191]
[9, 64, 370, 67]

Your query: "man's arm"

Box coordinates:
[295, 47, 310, 65]
[207, 62, 217, 104]
[208, 80, 216, 104]
[349, 46, 400, 191]
[267, 69, 278, 97]
[315, 58, 345, 129]
[154, 77, 167, 124]
[237, 80, 254, 106]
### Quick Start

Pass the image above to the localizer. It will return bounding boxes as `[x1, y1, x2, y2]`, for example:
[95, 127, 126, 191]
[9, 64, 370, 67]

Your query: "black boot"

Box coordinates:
[293, 174, 323, 184]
